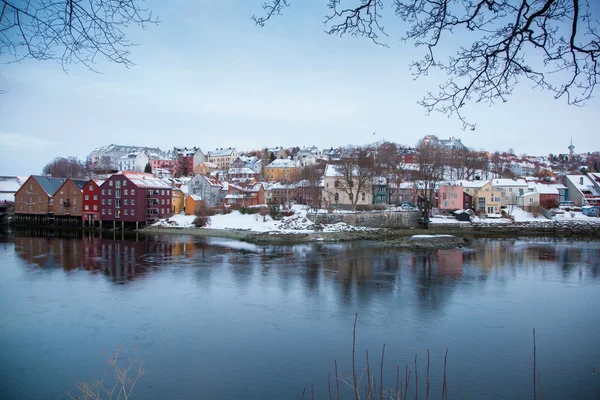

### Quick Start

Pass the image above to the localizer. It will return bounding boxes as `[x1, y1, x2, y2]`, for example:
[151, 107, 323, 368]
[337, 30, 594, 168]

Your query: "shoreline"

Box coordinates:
[141, 220, 600, 244]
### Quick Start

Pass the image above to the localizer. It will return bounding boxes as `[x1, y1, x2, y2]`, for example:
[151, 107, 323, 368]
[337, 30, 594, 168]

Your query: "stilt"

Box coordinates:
[113, 220, 116, 230]
[122, 220, 124, 231]
[136, 221, 138, 231]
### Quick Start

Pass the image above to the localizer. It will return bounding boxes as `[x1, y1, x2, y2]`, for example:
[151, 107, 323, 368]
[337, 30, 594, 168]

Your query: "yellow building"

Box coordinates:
[185, 194, 204, 215]
[265, 159, 300, 182]
[473, 181, 502, 215]
[171, 187, 185, 214]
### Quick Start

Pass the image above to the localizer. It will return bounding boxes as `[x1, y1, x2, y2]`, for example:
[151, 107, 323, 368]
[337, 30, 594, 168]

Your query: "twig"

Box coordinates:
[300, 386, 306, 400]
[380, 344, 385, 400]
[396, 365, 400, 400]
[367, 349, 372, 399]
[403, 364, 411, 400]
[415, 354, 419, 400]
[426, 350, 430, 400]
[335, 359, 340, 400]
[534, 328, 537, 400]
[353, 313, 359, 400]
[441, 349, 448, 400]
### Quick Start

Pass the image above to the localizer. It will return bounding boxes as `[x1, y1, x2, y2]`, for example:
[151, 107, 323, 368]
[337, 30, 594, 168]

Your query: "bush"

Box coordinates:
[239, 206, 260, 215]
[193, 216, 208, 227]
[270, 205, 282, 220]
[541, 198, 559, 210]
[281, 210, 295, 217]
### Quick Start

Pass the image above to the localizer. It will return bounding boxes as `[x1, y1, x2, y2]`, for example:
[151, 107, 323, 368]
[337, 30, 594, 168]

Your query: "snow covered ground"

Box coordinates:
[152, 205, 374, 233]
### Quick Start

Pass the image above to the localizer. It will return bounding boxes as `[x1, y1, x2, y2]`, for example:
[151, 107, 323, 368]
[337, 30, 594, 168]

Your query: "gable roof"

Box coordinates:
[31, 175, 67, 196]
[115, 171, 171, 189]
[210, 148, 236, 157]
[267, 159, 299, 168]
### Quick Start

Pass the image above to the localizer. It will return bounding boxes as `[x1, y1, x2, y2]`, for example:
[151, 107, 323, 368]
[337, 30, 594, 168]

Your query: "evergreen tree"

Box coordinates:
[144, 162, 152, 173]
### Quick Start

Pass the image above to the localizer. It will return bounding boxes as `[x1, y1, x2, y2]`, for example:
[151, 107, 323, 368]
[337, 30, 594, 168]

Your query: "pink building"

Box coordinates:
[439, 184, 472, 214]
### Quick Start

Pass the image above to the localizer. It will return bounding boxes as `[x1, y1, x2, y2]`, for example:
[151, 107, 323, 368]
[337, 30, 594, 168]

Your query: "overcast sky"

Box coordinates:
[1, 0, 597, 176]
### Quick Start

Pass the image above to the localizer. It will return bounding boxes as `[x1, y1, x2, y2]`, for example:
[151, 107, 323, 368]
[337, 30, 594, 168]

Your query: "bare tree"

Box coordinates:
[415, 139, 446, 227]
[335, 146, 375, 211]
[42, 156, 86, 178]
[298, 164, 324, 211]
[374, 141, 409, 204]
[254, 0, 599, 129]
[0, 0, 157, 72]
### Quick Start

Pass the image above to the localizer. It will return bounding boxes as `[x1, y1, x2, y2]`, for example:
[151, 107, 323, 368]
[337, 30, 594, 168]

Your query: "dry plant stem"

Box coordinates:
[441, 349, 448, 400]
[415, 355, 418, 400]
[380, 344, 385, 400]
[403, 364, 411, 400]
[366, 349, 372, 398]
[335, 359, 340, 400]
[396, 365, 400, 400]
[426, 350, 430, 400]
[352, 313, 359, 400]
[300, 386, 306, 400]
[534, 328, 537, 400]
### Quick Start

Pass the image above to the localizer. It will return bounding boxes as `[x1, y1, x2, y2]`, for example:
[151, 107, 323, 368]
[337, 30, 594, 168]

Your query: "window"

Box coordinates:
[131, 189, 135, 195]
[131, 209, 135, 215]
[108, 189, 112, 195]
[21, 196, 23, 202]
[115, 180, 121, 189]
[85, 195, 89, 200]
[90, 185, 94, 191]
[116, 210, 121, 219]
[60, 206, 63, 213]
[167, 199, 170, 205]
[131, 199, 135, 205]
[161, 199, 165, 205]
[93, 195, 98, 201]
[161, 190, 165, 196]
[123, 180, 127, 186]
[116, 190, 121, 198]
[102, 189, 105, 195]
[334, 180, 339, 188]
[73, 206, 77, 213]
[124, 209, 128, 215]
[362, 192, 365, 201]
[108, 199, 112, 205]
[93, 205, 98, 211]
[101, 199, 106, 205]
[529, 197, 534, 203]
[124, 199, 128, 206]
[443, 193, 447, 200]
[74, 198, 77, 205]
[124, 189, 128, 196]
[109, 181, 113, 186]
[334, 193, 339, 201]
[108, 209, 112, 214]
[85, 205, 89, 211]
[102, 209, 106, 215]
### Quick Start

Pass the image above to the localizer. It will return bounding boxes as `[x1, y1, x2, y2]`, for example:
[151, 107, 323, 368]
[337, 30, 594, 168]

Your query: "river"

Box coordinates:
[0, 231, 599, 399]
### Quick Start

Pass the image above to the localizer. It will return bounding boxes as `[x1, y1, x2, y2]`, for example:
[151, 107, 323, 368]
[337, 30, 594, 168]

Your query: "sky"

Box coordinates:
[0, 0, 598, 176]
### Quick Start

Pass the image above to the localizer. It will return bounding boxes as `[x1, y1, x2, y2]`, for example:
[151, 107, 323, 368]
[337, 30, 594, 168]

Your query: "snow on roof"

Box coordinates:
[116, 171, 172, 188]
[324, 164, 354, 177]
[566, 175, 594, 191]
[442, 179, 490, 189]
[210, 148, 236, 157]
[0, 177, 23, 193]
[492, 178, 528, 187]
[229, 167, 256, 175]
[198, 161, 218, 168]
[225, 194, 245, 199]
[531, 183, 566, 195]
[188, 194, 202, 201]
[267, 159, 299, 168]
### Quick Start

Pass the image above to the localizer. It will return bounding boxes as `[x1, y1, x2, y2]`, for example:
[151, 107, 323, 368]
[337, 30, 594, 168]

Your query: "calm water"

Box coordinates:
[0, 231, 599, 400]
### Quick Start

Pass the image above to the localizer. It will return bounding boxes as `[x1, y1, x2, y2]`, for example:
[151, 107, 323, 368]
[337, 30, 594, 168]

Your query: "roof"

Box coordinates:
[441, 180, 490, 189]
[228, 167, 256, 175]
[210, 148, 236, 157]
[0, 176, 24, 193]
[188, 194, 202, 201]
[197, 161, 218, 169]
[324, 164, 356, 177]
[492, 178, 528, 187]
[530, 183, 566, 195]
[72, 179, 89, 190]
[566, 175, 595, 191]
[267, 159, 299, 168]
[115, 171, 172, 189]
[31, 175, 67, 196]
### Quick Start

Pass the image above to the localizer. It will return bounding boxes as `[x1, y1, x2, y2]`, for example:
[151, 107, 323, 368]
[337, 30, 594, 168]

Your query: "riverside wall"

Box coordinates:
[307, 211, 420, 229]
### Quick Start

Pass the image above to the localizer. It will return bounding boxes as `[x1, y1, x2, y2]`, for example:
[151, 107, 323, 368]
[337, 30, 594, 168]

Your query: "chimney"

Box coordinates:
[46, 174, 52, 179]
[580, 177, 584, 185]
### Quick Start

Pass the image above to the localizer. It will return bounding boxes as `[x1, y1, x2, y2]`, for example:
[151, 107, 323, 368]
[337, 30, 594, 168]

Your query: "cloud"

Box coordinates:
[0, 132, 58, 149]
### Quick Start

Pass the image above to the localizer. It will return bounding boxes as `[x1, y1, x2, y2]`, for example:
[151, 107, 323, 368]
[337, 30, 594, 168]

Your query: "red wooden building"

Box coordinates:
[82, 180, 103, 226]
[99, 171, 172, 228]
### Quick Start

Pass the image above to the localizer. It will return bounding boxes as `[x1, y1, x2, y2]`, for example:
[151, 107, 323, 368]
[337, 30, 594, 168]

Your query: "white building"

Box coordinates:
[208, 148, 238, 170]
[321, 164, 373, 208]
[118, 151, 150, 172]
[88, 144, 162, 170]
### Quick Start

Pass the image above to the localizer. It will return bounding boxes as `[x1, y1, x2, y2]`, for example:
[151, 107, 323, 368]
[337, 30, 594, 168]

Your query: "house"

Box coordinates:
[14, 175, 67, 216]
[172, 187, 185, 214]
[52, 178, 88, 220]
[472, 181, 502, 214]
[208, 148, 238, 170]
[510, 161, 537, 177]
[491, 178, 529, 205]
[82, 180, 103, 225]
[99, 171, 173, 227]
[174, 147, 204, 177]
[87, 144, 162, 171]
[118, 151, 150, 172]
[194, 161, 218, 175]
[267, 147, 288, 160]
[564, 175, 600, 206]
[266, 182, 296, 205]
[0, 176, 26, 204]
[372, 177, 390, 204]
[295, 179, 323, 207]
[265, 158, 301, 182]
[228, 167, 257, 182]
[224, 183, 246, 206]
[185, 194, 204, 215]
[516, 191, 540, 209]
[422, 135, 467, 151]
[321, 164, 373, 208]
[527, 182, 567, 208]
[149, 151, 177, 176]
[438, 183, 470, 214]
[582, 205, 599, 217]
[187, 173, 222, 208]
